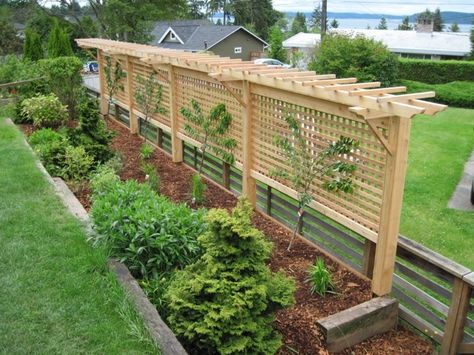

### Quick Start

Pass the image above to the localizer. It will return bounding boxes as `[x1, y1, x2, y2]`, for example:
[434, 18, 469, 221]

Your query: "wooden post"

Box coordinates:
[372, 116, 411, 296]
[169, 65, 183, 163]
[362, 240, 377, 278]
[241, 80, 256, 206]
[440, 278, 471, 355]
[126, 55, 138, 134]
[97, 49, 108, 116]
[223, 162, 230, 190]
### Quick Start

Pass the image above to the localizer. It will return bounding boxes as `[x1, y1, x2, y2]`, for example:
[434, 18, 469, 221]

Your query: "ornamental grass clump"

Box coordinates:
[307, 257, 336, 297]
[165, 198, 295, 354]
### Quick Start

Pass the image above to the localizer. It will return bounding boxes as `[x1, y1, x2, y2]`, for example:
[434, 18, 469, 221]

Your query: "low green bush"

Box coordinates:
[21, 94, 68, 127]
[140, 143, 154, 160]
[90, 165, 120, 197]
[90, 179, 206, 280]
[61, 145, 94, 182]
[399, 59, 474, 84]
[165, 198, 295, 354]
[141, 162, 160, 193]
[29, 128, 68, 176]
[29, 128, 64, 147]
[401, 80, 474, 108]
[191, 173, 206, 205]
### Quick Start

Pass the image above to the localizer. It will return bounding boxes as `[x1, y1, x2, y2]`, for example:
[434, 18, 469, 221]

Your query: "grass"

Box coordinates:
[0, 104, 158, 354]
[400, 107, 474, 270]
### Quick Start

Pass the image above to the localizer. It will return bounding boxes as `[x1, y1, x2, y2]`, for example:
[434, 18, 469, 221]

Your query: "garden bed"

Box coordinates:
[19, 118, 433, 354]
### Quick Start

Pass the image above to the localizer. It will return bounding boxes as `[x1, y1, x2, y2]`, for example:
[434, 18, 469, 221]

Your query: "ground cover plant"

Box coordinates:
[0, 106, 157, 354]
[165, 198, 295, 354]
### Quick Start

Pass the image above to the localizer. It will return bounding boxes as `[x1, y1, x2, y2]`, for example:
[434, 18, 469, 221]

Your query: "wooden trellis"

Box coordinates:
[77, 38, 446, 297]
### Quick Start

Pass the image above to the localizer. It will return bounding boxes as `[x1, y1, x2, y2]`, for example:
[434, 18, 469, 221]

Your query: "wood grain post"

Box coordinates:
[97, 49, 108, 117]
[125, 55, 138, 134]
[363, 240, 377, 278]
[223, 162, 231, 190]
[169, 65, 183, 163]
[440, 278, 471, 355]
[242, 80, 256, 206]
[372, 116, 411, 296]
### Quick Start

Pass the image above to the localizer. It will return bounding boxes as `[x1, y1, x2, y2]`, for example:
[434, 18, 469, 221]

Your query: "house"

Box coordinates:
[150, 20, 267, 61]
[283, 24, 471, 63]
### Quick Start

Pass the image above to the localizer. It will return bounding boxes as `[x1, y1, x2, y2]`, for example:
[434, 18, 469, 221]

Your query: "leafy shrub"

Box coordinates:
[28, 128, 63, 147]
[399, 59, 474, 84]
[68, 94, 114, 163]
[140, 275, 175, 315]
[13, 99, 32, 124]
[40, 56, 83, 118]
[90, 164, 120, 197]
[104, 153, 123, 174]
[32, 138, 68, 177]
[21, 94, 68, 127]
[191, 173, 206, 205]
[140, 143, 154, 160]
[309, 33, 399, 87]
[61, 145, 94, 182]
[165, 198, 295, 354]
[306, 258, 336, 297]
[401, 80, 474, 108]
[141, 162, 160, 193]
[90, 180, 206, 279]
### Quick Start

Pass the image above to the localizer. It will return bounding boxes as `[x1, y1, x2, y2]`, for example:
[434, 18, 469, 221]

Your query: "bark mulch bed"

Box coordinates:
[19, 119, 433, 355]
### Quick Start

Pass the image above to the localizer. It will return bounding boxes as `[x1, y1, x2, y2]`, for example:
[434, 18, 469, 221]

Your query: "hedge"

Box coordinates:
[401, 80, 474, 108]
[399, 59, 474, 84]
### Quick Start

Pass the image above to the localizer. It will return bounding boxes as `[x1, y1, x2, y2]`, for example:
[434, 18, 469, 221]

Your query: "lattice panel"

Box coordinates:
[174, 68, 243, 164]
[100, 55, 128, 105]
[251, 94, 387, 233]
[131, 58, 171, 127]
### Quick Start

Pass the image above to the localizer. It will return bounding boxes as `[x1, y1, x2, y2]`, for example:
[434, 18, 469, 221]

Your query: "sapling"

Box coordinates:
[272, 113, 359, 251]
[180, 99, 236, 204]
[134, 72, 166, 143]
[104, 56, 126, 117]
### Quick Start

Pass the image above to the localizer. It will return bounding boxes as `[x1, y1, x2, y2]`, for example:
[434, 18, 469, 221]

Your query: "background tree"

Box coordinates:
[103, 56, 126, 117]
[433, 7, 444, 32]
[268, 26, 287, 62]
[47, 19, 73, 58]
[290, 12, 307, 35]
[165, 198, 295, 354]
[471, 20, 474, 59]
[377, 17, 388, 30]
[23, 29, 43, 61]
[0, 19, 23, 55]
[310, 4, 321, 32]
[232, 0, 281, 40]
[397, 16, 412, 31]
[134, 72, 166, 143]
[272, 113, 358, 251]
[449, 22, 459, 32]
[309, 33, 399, 87]
[187, 0, 206, 19]
[330, 18, 339, 29]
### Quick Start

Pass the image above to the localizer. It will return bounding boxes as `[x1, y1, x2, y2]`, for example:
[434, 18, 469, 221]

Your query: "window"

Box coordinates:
[234, 47, 242, 54]
[170, 32, 176, 40]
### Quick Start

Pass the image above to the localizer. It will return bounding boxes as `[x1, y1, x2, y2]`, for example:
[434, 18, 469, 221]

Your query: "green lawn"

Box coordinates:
[400, 107, 474, 270]
[0, 105, 157, 354]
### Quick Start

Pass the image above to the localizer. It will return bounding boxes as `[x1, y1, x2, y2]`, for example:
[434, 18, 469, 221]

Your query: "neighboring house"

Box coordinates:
[150, 20, 267, 60]
[284, 25, 471, 64]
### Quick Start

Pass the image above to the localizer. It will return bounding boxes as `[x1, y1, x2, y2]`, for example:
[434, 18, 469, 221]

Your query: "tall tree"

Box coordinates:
[310, 4, 322, 32]
[0, 19, 23, 55]
[23, 29, 43, 61]
[232, 0, 281, 40]
[449, 22, 459, 32]
[433, 7, 444, 32]
[291, 11, 307, 35]
[377, 17, 388, 30]
[47, 19, 73, 58]
[397, 16, 412, 30]
[268, 26, 287, 62]
[330, 18, 339, 29]
[187, 0, 206, 19]
[470, 20, 474, 59]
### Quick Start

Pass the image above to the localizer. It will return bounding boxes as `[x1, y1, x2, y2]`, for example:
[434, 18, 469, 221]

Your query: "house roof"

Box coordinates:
[283, 32, 321, 48]
[151, 20, 268, 51]
[283, 30, 471, 57]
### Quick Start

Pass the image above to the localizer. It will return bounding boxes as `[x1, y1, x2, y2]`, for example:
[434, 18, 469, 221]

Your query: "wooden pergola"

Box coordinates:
[77, 38, 446, 296]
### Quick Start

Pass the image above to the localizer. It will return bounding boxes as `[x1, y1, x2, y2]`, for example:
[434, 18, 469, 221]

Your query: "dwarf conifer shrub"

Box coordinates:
[165, 198, 295, 354]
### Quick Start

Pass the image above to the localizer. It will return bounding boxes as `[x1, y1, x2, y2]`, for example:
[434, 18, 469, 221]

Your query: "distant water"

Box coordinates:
[333, 18, 471, 33]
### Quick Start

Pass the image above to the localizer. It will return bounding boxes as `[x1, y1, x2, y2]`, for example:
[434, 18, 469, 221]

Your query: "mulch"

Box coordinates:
[18, 118, 433, 355]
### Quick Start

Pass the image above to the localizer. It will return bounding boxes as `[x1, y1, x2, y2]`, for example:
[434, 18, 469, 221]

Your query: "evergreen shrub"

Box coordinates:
[399, 59, 474, 84]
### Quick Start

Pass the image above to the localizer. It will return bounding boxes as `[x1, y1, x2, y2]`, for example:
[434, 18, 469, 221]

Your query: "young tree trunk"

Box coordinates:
[287, 208, 304, 252]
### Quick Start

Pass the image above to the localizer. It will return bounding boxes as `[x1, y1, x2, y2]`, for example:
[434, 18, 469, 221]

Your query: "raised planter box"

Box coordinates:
[317, 296, 399, 353]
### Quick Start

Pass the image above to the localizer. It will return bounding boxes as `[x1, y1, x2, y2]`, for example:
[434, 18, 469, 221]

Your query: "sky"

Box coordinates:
[272, 0, 474, 16]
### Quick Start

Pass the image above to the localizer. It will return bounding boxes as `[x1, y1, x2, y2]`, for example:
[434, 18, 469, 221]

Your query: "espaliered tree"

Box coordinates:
[180, 99, 236, 204]
[104, 56, 126, 117]
[165, 198, 295, 354]
[272, 113, 359, 251]
[134, 72, 166, 143]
